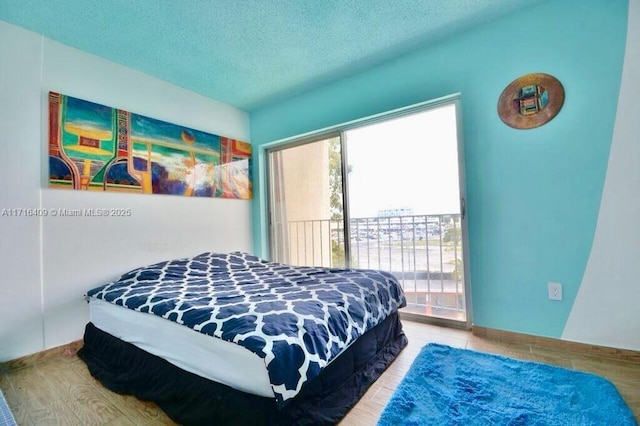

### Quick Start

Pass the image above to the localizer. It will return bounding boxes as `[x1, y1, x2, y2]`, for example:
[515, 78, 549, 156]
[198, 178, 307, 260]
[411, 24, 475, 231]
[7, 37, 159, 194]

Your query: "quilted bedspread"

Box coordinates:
[86, 252, 406, 403]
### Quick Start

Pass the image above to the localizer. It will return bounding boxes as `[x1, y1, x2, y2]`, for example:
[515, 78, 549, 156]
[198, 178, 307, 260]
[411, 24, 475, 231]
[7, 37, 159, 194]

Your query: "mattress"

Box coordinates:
[86, 251, 407, 403]
[89, 297, 274, 397]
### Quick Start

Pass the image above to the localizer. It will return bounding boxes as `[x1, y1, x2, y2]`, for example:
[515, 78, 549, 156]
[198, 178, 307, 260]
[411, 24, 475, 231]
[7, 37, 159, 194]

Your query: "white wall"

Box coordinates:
[0, 21, 253, 361]
[0, 22, 45, 361]
[563, 0, 640, 351]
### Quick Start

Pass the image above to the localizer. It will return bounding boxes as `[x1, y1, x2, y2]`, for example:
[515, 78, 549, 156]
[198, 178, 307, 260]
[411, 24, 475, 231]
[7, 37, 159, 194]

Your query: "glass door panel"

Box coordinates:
[268, 136, 346, 268]
[344, 103, 467, 322]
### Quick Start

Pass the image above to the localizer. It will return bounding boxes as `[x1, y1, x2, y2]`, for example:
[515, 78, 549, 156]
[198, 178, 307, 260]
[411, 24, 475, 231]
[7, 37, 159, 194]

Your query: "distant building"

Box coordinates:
[377, 207, 412, 218]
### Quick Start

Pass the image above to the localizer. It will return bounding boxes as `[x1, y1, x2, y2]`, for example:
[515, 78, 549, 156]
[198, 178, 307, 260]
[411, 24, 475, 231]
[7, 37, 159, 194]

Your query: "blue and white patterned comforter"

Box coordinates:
[86, 251, 406, 403]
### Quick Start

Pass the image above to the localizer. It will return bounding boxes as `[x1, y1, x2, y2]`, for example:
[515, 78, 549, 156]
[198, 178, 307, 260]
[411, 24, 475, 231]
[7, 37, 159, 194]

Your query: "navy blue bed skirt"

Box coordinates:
[78, 311, 407, 425]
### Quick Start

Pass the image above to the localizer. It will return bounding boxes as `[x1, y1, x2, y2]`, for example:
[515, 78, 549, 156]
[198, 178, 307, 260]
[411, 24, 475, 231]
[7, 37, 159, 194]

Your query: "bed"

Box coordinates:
[78, 251, 408, 425]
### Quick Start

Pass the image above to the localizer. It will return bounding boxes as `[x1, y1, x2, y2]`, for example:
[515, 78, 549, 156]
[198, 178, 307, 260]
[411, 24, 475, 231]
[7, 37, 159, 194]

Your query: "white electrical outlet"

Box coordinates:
[548, 282, 562, 301]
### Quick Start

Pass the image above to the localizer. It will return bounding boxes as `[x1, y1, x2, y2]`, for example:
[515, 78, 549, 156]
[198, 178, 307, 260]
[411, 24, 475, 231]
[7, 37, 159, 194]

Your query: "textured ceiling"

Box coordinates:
[1, 0, 547, 111]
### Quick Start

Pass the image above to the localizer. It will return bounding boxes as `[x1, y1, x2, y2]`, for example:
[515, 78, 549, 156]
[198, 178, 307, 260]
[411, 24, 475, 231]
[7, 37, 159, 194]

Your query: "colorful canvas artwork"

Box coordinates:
[48, 92, 252, 199]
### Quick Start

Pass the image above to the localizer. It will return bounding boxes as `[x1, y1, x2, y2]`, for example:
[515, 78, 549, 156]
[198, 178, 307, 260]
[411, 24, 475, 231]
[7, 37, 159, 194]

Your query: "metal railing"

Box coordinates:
[279, 214, 466, 321]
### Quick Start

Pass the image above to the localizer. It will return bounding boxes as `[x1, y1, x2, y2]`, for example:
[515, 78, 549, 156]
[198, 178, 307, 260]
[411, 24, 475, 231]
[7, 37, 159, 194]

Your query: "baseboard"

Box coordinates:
[399, 311, 470, 330]
[0, 340, 83, 372]
[472, 326, 640, 363]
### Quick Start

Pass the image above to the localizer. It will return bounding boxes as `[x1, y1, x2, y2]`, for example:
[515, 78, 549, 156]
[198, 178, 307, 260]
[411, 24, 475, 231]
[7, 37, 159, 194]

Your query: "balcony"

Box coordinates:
[276, 214, 466, 322]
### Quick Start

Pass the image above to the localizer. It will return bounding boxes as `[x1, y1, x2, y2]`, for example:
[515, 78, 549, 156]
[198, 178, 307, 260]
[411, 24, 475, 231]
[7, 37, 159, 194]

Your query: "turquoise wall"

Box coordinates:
[250, 0, 628, 338]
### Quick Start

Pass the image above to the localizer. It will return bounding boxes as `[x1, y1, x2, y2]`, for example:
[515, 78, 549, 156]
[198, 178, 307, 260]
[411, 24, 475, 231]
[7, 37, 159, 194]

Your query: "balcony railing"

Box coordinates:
[277, 214, 465, 321]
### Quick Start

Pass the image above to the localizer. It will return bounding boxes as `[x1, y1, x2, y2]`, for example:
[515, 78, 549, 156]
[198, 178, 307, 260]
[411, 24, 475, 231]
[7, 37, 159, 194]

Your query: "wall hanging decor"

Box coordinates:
[48, 92, 252, 199]
[497, 73, 564, 129]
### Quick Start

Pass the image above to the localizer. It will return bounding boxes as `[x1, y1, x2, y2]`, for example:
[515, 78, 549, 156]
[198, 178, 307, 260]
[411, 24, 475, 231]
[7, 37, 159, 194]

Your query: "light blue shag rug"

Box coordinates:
[378, 343, 636, 426]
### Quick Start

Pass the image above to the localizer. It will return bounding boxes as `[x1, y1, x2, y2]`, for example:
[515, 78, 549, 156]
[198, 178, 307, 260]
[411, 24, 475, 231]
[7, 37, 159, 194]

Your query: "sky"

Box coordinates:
[345, 103, 461, 218]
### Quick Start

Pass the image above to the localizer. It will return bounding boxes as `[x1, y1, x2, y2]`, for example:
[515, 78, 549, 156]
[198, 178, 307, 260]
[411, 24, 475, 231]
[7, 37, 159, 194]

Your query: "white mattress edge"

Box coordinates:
[89, 298, 275, 398]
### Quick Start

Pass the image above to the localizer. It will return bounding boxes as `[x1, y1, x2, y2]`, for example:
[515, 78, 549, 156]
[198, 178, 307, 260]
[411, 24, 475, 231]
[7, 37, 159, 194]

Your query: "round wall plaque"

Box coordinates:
[497, 73, 564, 129]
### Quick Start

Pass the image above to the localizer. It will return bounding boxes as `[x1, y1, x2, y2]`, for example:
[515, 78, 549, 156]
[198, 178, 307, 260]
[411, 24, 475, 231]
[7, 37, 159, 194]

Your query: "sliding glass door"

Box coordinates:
[267, 97, 469, 325]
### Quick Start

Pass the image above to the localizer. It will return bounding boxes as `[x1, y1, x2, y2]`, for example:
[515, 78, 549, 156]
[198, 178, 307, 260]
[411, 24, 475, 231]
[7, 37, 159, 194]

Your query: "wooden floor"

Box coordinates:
[1, 320, 638, 425]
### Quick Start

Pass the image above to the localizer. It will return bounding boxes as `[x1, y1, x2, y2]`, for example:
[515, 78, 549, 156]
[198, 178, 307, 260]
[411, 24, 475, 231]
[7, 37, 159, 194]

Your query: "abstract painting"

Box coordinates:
[48, 92, 252, 199]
